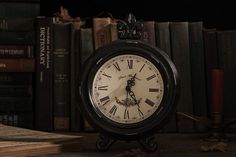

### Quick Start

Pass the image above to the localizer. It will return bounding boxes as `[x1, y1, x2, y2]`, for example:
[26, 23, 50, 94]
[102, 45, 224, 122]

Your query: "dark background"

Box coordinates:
[40, 0, 235, 29]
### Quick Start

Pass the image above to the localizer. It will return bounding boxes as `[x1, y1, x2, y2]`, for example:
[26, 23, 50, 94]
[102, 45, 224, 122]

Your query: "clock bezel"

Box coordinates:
[78, 40, 179, 140]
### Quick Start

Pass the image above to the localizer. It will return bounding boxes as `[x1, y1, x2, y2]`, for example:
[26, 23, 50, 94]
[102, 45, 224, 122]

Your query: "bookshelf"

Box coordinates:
[1, 0, 236, 134]
[40, 0, 236, 30]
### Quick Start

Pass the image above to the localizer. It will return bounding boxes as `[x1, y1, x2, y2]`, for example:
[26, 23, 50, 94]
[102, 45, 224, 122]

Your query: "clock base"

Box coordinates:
[96, 134, 158, 152]
[96, 134, 116, 152]
[138, 136, 158, 152]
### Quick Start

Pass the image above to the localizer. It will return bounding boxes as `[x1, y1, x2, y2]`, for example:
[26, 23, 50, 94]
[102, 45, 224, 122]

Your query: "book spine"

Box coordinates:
[0, 45, 33, 58]
[0, 113, 34, 129]
[203, 29, 219, 120]
[189, 22, 207, 132]
[35, 17, 53, 131]
[0, 18, 34, 32]
[70, 23, 82, 132]
[217, 31, 236, 132]
[141, 21, 156, 46]
[155, 22, 172, 58]
[0, 31, 35, 45]
[0, 85, 32, 97]
[53, 22, 71, 131]
[170, 22, 193, 132]
[0, 2, 40, 18]
[110, 22, 118, 42]
[93, 17, 111, 49]
[0, 97, 33, 113]
[0, 58, 34, 72]
[0, 73, 32, 85]
[79, 28, 95, 132]
[80, 28, 94, 66]
[155, 22, 177, 133]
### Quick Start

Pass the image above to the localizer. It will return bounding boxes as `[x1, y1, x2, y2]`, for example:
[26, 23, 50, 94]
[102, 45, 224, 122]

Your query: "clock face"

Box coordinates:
[91, 54, 164, 124]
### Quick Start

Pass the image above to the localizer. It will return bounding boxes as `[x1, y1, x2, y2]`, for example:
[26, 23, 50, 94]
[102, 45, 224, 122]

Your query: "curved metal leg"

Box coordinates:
[138, 136, 158, 152]
[96, 134, 116, 152]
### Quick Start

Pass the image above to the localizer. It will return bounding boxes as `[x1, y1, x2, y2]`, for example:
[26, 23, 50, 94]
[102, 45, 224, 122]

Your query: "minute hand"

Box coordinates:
[128, 90, 140, 108]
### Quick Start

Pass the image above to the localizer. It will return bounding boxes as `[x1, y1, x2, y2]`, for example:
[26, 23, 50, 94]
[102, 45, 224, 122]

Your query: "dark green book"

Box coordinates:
[0, 113, 34, 129]
[0, 18, 34, 31]
[0, 85, 32, 97]
[217, 30, 236, 132]
[70, 22, 82, 132]
[155, 22, 172, 58]
[79, 28, 95, 132]
[0, 2, 40, 18]
[189, 22, 207, 132]
[53, 22, 71, 131]
[0, 31, 35, 44]
[155, 21, 177, 133]
[170, 22, 194, 133]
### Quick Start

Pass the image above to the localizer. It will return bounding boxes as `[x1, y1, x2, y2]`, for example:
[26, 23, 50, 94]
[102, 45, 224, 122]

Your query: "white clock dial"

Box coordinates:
[91, 54, 164, 124]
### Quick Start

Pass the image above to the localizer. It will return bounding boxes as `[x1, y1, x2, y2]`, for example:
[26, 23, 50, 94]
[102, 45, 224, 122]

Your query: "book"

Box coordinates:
[0, 17, 34, 31]
[141, 21, 156, 46]
[110, 22, 118, 42]
[53, 22, 71, 131]
[0, 97, 33, 113]
[79, 28, 94, 65]
[155, 21, 177, 132]
[35, 16, 54, 131]
[93, 17, 111, 49]
[70, 21, 82, 132]
[0, 85, 32, 97]
[78, 28, 95, 132]
[0, 114, 33, 128]
[203, 29, 219, 117]
[217, 30, 236, 132]
[0, 73, 32, 85]
[0, 31, 35, 44]
[170, 22, 193, 132]
[155, 22, 172, 58]
[188, 22, 207, 132]
[0, 124, 82, 157]
[0, 58, 34, 72]
[0, 45, 33, 58]
[0, 2, 40, 18]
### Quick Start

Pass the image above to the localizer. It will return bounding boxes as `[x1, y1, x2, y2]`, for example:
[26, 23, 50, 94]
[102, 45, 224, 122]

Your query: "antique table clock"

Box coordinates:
[78, 14, 179, 152]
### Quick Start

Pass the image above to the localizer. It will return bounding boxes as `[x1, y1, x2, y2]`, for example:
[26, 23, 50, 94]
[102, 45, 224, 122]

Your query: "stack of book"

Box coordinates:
[0, 0, 40, 128]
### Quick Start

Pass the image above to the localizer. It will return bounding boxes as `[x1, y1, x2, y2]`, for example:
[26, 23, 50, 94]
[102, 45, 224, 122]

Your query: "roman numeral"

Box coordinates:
[145, 98, 155, 107]
[109, 105, 117, 115]
[127, 60, 133, 69]
[100, 96, 110, 104]
[138, 108, 143, 116]
[113, 62, 121, 71]
[139, 64, 146, 72]
[124, 109, 129, 119]
[149, 88, 159, 92]
[146, 74, 156, 81]
[98, 85, 108, 91]
[102, 73, 112, 78]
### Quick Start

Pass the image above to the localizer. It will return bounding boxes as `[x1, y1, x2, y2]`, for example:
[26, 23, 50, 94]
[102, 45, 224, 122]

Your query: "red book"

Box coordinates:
[211, 69, 224, 113]
[0, 59, 35, 72]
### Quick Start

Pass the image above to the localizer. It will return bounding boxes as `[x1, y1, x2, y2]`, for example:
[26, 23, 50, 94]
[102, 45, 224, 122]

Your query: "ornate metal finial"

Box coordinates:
[117, 13, 143, 40]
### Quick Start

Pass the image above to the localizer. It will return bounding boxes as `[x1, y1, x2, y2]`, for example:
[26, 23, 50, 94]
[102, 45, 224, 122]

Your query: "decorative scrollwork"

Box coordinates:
[117, 13, 143, 40]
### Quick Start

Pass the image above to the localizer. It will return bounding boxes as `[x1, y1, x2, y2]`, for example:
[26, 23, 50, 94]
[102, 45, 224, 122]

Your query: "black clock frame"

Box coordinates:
[78, 40, 179, 143]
